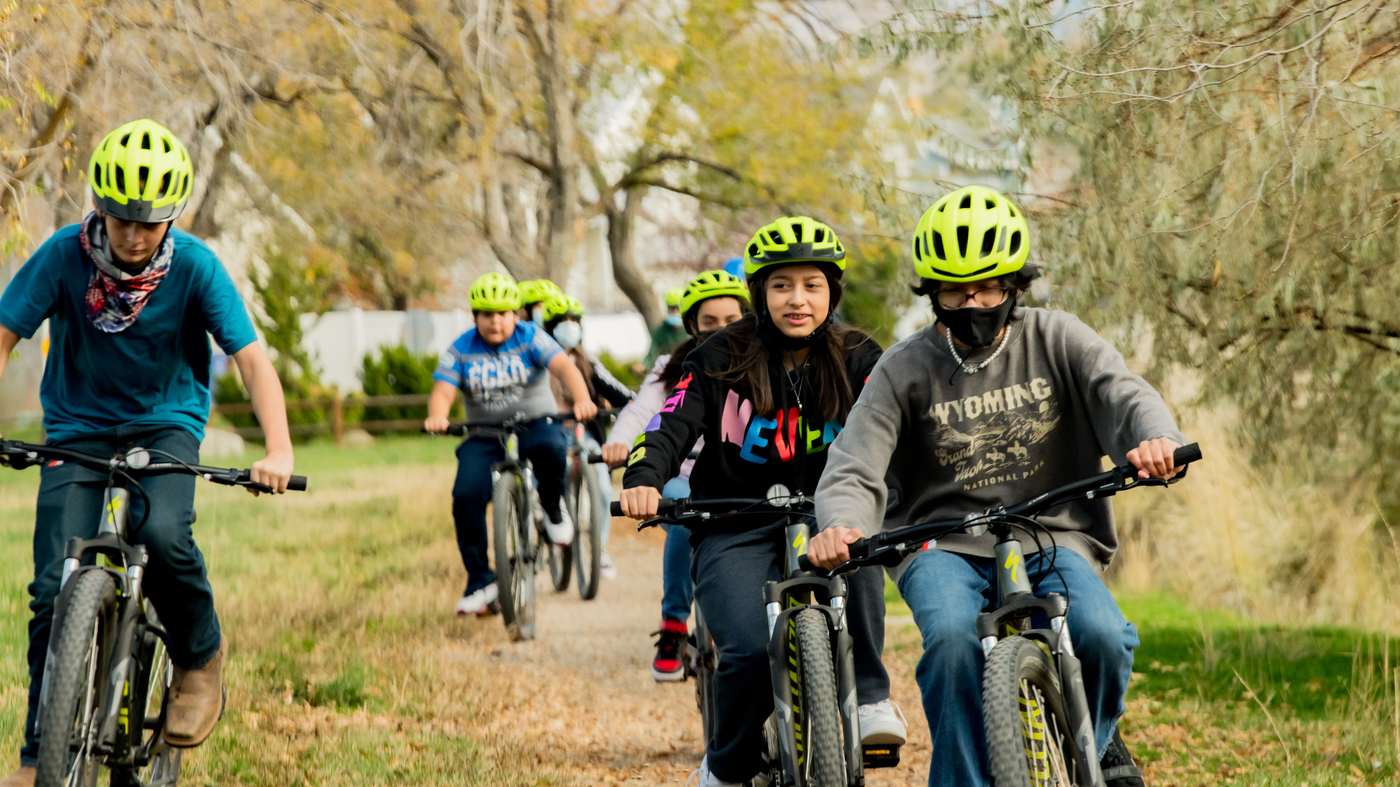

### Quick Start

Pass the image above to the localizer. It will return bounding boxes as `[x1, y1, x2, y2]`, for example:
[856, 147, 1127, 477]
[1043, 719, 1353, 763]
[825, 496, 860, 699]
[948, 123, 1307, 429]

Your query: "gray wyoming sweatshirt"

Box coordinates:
[815, 307, 1187, 584]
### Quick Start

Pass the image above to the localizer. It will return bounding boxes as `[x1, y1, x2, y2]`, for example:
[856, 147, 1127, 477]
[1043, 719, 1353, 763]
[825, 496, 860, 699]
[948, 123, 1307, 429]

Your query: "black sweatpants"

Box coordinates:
[691, 519, 889, 783]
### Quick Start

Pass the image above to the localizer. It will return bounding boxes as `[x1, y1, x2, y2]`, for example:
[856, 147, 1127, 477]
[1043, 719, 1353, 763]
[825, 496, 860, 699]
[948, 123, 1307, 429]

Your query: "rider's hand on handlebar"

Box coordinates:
[808, 526, 866, 570]
[1127, 438, 1182, 480]
[619, 486, 661, 519]
[249, 449, 294, 496]
[423, 415, 451, 435]
[601, 442, 630, 467]
[573, 398, 598, 423]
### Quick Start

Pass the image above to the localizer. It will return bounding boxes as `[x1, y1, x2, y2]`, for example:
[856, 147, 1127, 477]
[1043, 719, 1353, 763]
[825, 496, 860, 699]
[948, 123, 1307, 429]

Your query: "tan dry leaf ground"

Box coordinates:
[452, 517, 936, 786]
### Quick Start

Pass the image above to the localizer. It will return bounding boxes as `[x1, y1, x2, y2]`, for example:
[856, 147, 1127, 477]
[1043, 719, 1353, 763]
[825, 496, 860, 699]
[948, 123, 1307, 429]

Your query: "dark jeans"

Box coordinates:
[451, 418, 569, 595]
[898, 547, 1139, 787]
[21, 426, 220, 766]
[691, 520, 890, 783]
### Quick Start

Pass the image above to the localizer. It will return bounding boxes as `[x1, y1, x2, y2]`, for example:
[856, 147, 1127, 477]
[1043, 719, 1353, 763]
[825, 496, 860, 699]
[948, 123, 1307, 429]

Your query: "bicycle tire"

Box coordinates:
[514, 479, 537, 640]
[693, 609, 718, 747]
[571, 459, 605, 600]
[793, 608, 845, 786]
[983, 636, 1081, 787]
[35, 570, 118, 787]
[493, 472, 532, 639]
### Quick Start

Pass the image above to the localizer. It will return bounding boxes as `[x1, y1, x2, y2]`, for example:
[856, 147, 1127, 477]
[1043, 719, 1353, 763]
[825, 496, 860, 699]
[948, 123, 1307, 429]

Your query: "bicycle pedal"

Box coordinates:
[862, 743, 901, 769]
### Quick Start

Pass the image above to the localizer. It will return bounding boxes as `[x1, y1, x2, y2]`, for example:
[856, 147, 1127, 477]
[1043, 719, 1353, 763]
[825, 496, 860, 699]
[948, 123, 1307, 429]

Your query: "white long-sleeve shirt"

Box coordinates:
[605, 354, 701, 480]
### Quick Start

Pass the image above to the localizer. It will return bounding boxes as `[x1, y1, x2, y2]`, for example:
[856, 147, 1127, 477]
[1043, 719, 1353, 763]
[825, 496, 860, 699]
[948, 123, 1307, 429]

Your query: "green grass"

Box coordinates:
[0, 435, 566, 786]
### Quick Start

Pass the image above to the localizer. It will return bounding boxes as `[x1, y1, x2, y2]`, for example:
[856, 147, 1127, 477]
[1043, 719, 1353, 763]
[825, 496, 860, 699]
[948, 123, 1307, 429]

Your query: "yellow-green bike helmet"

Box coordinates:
[89, 119, 194, 223]
[470, 273, 522, 312]
[744, 216, 846, 278]
[519, 279, 562, 306]
[679, 270, 749, 316]
[912, 185, 1028, 281]
[541, 294, 584, 322]
[664, 288, 683, 308]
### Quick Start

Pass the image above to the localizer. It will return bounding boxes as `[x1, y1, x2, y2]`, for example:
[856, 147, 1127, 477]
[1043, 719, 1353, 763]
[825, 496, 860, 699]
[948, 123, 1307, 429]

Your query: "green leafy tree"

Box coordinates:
[359, 344, 446, 423]
[869, 0, 1400, 500]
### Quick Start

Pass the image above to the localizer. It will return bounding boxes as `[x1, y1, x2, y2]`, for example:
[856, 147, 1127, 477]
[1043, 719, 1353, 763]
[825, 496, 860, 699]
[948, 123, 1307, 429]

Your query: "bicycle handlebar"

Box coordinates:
[796, 442, 1204, 574]
[425, 408, 622, 437]
[0, 440, 308, 493]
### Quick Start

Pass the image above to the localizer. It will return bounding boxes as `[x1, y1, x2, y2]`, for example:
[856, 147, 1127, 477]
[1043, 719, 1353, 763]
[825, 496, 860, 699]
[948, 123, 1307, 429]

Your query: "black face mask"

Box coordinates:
[932, 294, 1017, 348]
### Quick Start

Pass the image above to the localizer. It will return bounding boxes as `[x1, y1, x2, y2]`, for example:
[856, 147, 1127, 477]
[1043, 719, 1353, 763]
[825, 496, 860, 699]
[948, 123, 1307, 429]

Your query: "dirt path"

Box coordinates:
[452, 516, 936, 786]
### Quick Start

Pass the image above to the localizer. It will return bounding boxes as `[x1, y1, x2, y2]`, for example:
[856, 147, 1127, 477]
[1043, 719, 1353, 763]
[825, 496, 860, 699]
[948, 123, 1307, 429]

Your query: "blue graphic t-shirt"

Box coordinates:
[0, 224, 259, 443]
[433, 321, 564, 421]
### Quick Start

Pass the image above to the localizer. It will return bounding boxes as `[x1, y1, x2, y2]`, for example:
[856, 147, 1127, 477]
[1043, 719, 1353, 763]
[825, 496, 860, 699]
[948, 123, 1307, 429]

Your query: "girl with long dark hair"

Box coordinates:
[618, 217, 905, 787]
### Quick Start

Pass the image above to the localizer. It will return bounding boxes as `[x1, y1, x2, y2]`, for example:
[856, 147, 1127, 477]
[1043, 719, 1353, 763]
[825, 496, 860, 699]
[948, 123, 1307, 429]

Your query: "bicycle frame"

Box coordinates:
[43, 485, 170, 770]
[761, 508, 863, 787]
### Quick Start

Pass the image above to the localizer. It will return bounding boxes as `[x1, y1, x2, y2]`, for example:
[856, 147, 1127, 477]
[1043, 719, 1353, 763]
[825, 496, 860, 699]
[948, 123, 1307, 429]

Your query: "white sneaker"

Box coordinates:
[600, 551, 617, 580]
[686, 756, 742, 787]
[858, 699, 908, 745]
[456, 584, 498, 616]
[544, 503, 574, 545]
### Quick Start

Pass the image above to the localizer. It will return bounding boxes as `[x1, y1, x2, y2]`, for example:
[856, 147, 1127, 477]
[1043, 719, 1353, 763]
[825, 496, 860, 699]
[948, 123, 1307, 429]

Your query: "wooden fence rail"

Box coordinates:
[213, 392, 458, 444]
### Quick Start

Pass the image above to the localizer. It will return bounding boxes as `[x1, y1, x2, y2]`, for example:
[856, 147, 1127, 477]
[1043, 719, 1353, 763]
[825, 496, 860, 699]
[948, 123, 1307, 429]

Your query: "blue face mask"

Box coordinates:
[665, 313, 683, 327]
[552, 320, 583, 349]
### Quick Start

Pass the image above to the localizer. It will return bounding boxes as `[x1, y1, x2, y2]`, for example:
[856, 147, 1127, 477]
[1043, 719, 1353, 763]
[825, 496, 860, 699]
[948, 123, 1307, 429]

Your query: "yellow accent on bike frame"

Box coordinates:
[1004, 551, 1022, 585]
[106, 495, 124, 529]
[792, 531, 807, 553]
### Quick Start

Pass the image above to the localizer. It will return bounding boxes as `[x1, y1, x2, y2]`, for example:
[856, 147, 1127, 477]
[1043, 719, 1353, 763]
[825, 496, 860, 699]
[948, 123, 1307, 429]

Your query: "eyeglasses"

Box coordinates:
[935, 287, 1010, 309]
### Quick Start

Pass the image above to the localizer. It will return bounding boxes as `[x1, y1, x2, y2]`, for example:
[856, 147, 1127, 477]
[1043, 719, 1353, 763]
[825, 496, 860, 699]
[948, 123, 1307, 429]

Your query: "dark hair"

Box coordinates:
[657, 295, 754, 390]
[711, 269, 871, 422]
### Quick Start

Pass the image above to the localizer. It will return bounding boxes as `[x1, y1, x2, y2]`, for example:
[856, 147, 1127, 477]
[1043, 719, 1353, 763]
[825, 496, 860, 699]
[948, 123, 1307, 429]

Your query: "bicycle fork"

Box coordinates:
[978, 528, 1104, 787]
[763, 518, 864, 786]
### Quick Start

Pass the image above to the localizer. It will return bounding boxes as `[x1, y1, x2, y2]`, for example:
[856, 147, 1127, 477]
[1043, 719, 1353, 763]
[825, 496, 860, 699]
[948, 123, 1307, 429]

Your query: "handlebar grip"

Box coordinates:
[585, 452, 606, 464]
[1172, 442, 1202, 467]
[288, 476, 308, 492]
[795, 536, 873, 573]
[797, 553, 817, 572]
[608, 498, 677, 517]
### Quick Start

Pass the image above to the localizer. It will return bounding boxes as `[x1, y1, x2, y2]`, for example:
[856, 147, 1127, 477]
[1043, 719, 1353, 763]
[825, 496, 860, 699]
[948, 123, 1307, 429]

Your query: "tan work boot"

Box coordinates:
[163, 636, 227, 748]
[0, 766, 36, 787]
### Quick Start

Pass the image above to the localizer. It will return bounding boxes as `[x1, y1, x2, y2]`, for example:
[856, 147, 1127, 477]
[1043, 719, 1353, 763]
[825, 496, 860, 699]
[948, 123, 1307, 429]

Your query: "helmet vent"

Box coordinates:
[158, 171, 173, 199]
[1008, 230, 1023, 257]
[769, 231, 783, 244]
[114, 165, 127, 194]
[137, 166, 150, 194]
[162, 138, 171, 153]
[913, 236, 922, 260]
[1008, 205, 1018, 217]
[980, 228, 997, 258]
[956, 225, 969, 258]
[120, 133, 132, 146]
[140, 133, 151, 150]
[937, 202, 946, 212]
[749, 243, 760, 257]
[814, 228, 825, 243]
[959, 194, 972, 209]
[986, 198, 995, 209]
[793, 223, 803, 242]
[933, 233, 947, 260]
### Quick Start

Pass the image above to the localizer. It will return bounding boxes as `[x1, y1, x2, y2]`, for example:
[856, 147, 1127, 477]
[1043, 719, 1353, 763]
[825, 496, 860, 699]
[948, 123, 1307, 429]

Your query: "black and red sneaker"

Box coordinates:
[651, 619, 687, 682]
[1102, 728, 1145, 787]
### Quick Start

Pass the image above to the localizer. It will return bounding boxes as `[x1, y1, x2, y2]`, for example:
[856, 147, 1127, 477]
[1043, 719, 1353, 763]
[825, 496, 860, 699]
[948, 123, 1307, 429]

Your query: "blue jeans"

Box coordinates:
[22, 427, 220, 766]
[897, 547, 1138, 787]
[659, 477, 692, 623]
[451, 418, 569, 595]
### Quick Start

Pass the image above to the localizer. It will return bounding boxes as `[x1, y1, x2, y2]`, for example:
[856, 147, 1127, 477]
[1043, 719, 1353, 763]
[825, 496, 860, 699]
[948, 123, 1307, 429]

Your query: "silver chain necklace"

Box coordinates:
[785, 355, 806, 411]
[944, 324, 1011, 375]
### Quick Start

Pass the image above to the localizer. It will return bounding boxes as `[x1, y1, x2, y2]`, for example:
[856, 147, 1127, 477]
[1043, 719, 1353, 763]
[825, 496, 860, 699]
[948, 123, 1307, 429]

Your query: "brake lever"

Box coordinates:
[244, 481, 276, 494]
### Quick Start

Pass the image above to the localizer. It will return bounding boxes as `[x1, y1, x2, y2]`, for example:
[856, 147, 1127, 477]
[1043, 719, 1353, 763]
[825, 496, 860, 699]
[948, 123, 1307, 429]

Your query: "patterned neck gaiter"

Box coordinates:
[80, 211, 174, 333]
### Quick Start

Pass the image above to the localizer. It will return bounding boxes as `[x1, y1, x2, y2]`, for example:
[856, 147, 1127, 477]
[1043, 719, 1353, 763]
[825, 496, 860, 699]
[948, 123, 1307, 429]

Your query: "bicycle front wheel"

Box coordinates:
[571, 459, 605, 601]
[493, 472, 535, 640]
[983, 636, 1081, 787]
[792, 608, 845, 786]
[35, 570, 118, 787]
